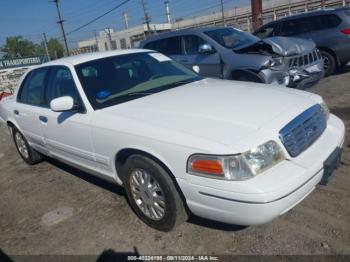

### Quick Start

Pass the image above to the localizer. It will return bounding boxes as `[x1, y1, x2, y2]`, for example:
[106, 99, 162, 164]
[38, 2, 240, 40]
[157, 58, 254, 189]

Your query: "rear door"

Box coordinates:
[14, 67, 49, 152]
[182, 34, 221, 77]
[280, 14, 343, 50]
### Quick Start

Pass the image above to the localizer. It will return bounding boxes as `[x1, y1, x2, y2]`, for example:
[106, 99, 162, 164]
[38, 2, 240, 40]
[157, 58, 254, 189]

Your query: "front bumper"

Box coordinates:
[287, 70, 324, 89]
[178, 114, 345, 225]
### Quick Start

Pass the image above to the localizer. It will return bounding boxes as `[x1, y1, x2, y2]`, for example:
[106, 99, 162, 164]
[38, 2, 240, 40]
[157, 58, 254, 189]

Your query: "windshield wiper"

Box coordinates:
[125, 92, 154, 96]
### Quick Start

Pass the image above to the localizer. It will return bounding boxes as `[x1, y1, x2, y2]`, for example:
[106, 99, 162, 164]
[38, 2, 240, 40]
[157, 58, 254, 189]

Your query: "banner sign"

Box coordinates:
[0, 55, 48, 70]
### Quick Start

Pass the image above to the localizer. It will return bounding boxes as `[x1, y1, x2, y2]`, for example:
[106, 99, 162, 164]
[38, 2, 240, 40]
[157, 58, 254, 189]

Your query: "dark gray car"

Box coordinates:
[140, 27, 324, 89]
[254, 7, 350, 76]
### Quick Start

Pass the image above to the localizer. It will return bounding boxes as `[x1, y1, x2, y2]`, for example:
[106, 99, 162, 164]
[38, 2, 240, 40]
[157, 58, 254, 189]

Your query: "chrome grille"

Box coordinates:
[279, 104, 327, 157]
[288, 49, 322, 68]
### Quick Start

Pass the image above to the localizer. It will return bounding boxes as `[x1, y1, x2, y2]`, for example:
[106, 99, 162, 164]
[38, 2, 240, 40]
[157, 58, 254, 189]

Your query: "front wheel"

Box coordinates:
[12, 127, 43, 165]
[123, 155, 188, 231]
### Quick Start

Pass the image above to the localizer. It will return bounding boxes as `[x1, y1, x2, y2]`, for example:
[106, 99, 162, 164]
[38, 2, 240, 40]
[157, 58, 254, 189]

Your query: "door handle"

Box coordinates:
[14, 110, 19, 115]
[39, 116, 48, 123]
[180, 59, 188, 63]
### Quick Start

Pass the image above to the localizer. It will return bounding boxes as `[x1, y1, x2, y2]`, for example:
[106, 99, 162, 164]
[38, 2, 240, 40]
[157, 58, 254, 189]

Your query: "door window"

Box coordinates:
[280, 17, 313, 36]
[46, 67, 82, 107]
[17, 67, 49, 106]
[255, 24, 278, 38]
[314, 14, 341, 30]
[281, 14, 341, 36]
[144, 37, 182, 55]
[183, 35, 206, 55]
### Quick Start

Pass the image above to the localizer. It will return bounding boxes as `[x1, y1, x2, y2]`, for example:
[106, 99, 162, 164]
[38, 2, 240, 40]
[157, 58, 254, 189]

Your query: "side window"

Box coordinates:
[144, 41, 157, 50]
[144, 37, 182, 55]
[17, 67, 48, 106]
[255, 24, 277, 38]
[280, 17, 313, 36]
[183, 35, 206, 55]
[17, 72, 32, 103]
[314, 14, 341, 30]
[46, 67, 81, 106]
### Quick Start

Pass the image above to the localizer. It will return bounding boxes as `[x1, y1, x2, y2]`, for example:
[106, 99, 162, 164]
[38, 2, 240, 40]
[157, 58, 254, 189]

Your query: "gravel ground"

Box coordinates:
[0, 66, 349, 257]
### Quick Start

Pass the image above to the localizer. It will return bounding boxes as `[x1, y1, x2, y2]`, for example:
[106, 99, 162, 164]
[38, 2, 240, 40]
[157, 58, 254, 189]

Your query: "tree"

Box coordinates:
[1, 36, 42, 58]
[47, 38, 64, 59]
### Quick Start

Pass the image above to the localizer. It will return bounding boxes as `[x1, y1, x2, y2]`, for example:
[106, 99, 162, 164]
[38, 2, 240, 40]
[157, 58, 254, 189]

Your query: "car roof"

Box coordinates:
[40, 49, 151, 67]
[141, 26, 230, 44]
[256, 7, 350, 30]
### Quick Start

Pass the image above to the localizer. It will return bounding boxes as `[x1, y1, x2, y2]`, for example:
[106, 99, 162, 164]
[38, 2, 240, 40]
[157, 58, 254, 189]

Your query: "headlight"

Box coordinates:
[187, 140, 285, 180]
[320, 101, 330, 120]
[263, 57, 284, 68]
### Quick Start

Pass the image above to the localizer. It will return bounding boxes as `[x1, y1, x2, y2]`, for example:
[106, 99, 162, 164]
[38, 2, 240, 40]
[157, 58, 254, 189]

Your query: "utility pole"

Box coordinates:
[165, 1, 171, 24]
[251, 0, 262, 31]
[105, 28, 113, 50]
[141, 0, 151, 36]
[123, 12, 129, 29]
[94, 30, 99, 52]
[42, 33, 51, 61]
[220, 0, 225, 26]
[53, 0, 69, 56]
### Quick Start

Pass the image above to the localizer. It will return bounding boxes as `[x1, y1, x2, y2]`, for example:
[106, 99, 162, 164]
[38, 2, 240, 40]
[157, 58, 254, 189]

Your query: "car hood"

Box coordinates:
[263, 36, 316, 56]
[235, 36, 316, 57]
[102, 78, 318, 151]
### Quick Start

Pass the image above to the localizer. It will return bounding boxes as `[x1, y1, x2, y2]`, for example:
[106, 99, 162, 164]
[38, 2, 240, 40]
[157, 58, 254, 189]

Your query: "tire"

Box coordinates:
[123, 155, 187, 231]
[320, 50, 336, 77]
[12, 127, 43, 165]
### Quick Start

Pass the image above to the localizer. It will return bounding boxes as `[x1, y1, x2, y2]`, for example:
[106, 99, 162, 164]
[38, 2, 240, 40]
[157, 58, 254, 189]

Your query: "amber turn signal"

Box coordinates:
[191, 159, 224, 175]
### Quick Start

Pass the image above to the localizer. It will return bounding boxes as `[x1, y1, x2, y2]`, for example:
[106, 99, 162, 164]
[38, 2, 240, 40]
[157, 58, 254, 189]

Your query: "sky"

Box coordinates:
[0, 0, 249, 48]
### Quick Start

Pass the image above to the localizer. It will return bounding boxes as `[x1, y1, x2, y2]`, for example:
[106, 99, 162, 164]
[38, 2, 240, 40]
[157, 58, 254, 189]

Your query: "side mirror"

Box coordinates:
[198, 43, 215, 54]
[50, 96, 74, 112]
[192, 65, 200, 74]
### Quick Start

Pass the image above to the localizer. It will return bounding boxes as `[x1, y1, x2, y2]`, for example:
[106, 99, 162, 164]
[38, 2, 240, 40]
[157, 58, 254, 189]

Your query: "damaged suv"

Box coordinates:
[141, 27, 324, 89]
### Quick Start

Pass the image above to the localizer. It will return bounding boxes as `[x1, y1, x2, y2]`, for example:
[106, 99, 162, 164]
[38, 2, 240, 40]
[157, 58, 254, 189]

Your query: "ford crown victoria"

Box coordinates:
[0, 50, 345, 231]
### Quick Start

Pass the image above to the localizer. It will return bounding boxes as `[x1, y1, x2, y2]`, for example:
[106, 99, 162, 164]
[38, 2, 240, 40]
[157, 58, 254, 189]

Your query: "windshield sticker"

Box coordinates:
[96, 90, 111, 99]
[149, 53, 171, 62]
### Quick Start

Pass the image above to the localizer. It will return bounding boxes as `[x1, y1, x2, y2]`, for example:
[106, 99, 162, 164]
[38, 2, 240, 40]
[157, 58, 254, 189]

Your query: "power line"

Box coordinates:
[66, 0, 132, 36]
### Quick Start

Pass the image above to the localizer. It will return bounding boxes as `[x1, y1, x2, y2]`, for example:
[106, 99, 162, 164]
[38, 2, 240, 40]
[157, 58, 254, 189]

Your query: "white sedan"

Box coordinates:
[0, 50, 345, 231]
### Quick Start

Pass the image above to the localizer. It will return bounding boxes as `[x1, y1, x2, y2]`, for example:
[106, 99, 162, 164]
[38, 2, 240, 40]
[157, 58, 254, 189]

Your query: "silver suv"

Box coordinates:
[141, 27, 324, 89]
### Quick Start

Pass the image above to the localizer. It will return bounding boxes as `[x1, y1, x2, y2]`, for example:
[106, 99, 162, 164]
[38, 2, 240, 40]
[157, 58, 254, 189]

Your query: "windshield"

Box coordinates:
[75, 52, 202, 109]
[205, 28, 260, 50]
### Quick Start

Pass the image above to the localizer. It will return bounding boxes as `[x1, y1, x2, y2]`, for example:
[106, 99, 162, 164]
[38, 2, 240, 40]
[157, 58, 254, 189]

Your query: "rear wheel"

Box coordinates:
[12, 127, 43, 165]
[123, 155, 187, 231]
[320, 50, 336, 76]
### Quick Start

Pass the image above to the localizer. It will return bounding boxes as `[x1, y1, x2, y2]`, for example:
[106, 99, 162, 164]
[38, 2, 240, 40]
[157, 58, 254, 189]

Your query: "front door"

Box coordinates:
[182, 35, 221, 78]
[39, 66, 96, 170]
